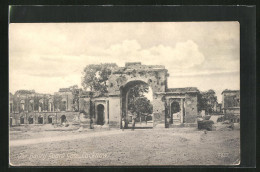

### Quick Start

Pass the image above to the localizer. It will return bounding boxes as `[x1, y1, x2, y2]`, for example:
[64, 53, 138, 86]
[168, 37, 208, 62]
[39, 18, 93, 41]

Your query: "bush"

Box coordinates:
[198, 120, 214, 131]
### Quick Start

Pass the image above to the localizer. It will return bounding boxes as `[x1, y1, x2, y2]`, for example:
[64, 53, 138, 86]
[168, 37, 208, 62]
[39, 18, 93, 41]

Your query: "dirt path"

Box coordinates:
[10, 129, 131, 147]
[10, 128, 240, 166]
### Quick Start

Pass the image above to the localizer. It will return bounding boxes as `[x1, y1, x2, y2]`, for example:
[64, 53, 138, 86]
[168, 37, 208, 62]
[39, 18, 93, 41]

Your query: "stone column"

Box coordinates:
[125, 90, 130, 127]
[180, 98, 184, 123]
[152, 94, 166, 128]
[106, 101, 109, 124]
[104, 103, 108, 125]
[95, 104, 98, 124]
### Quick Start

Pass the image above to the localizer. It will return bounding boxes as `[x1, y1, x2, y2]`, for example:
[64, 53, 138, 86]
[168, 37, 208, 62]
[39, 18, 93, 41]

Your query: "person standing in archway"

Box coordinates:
[122, 117, 125, 131]
[90, 118, 94, 129]
[131, 112, 137, 131]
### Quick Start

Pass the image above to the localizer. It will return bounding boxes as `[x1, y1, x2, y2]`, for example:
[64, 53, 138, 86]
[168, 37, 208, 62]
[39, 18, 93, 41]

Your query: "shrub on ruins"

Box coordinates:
[81, 63, 118, 95]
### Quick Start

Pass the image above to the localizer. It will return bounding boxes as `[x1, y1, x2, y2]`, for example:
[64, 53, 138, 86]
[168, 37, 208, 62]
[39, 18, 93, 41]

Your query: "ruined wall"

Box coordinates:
[222, 91, 240, 109]
[152, 94, 166, 127]
[79, 97, 91, 118]
[184, 93, 198, 123]
[56, 91, 74, 111]
[107, 64, 168, 95]
[108, 96, 121, 127]
[56, 112, 80, 124]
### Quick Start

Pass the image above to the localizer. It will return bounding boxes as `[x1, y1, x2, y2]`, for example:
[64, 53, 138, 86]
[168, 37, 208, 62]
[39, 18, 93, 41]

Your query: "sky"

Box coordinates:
[9, 22, 240, 102]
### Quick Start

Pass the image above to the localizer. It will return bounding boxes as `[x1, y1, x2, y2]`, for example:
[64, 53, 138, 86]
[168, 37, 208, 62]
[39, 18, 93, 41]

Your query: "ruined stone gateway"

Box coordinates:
[9, 62, 199, 128]
[79, 62, 199, 128]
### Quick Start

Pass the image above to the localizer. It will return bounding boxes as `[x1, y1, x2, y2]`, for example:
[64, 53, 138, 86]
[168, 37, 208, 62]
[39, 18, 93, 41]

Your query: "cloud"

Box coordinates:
[9, 22, 239, 94]
[102, 39, 205, 70]
[8, 39, 207, 88]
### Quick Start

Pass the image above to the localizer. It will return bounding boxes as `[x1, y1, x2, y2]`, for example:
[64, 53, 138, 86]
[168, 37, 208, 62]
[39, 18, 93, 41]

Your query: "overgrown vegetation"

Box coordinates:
[81, 63, 118, 95]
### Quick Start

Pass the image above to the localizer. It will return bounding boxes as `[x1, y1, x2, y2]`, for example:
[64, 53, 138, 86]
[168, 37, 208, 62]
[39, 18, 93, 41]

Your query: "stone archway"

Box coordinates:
[61, 115, 66, 123]
[170, 101, 181, 124]
[97, 104, 105, 125]
[38, 115, 44, 124]
[106, 62, 168, 128]
[48, 115, 53, 123]
[20, 116, 25, 124]
[120, 80, 153, 128]
[28, 116, 34, 124]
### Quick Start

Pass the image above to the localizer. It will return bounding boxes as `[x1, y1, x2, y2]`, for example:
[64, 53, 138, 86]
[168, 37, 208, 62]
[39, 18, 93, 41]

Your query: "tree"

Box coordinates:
[198, 89, 218, 114]
[81, 63, 118, 95]
[127, 84, 153, 119]
[131, 97, 153, 117]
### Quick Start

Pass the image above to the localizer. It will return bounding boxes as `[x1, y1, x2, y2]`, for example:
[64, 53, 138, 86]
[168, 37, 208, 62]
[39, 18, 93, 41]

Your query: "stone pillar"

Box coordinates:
[104, 103, 108, 125]
[125, 90, 130, 127]
[95, 104, 97, 124]
[153, 94, 166, 128]
[108, 96, 121, 128]
[106, 101, 109, 124]
[180, 98, 184, 123]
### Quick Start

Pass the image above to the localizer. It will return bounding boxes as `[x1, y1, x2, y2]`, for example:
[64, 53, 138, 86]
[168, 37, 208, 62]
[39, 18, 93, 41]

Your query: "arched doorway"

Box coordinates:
[38, 115, 44, 124]
[170, 101, 181, 124]
[28, 116, 34, 124]
[20, 116, 24, 124]
[97, 104, 104, 125]
[48, 115, 53, 123]
[61, 115, 66, 124]
[121, 80, 153, 129]
[20, 100, 25, 111]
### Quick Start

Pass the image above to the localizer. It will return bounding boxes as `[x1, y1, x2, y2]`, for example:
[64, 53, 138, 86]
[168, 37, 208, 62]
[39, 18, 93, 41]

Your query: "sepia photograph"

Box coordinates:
[9, 22, 240, 166]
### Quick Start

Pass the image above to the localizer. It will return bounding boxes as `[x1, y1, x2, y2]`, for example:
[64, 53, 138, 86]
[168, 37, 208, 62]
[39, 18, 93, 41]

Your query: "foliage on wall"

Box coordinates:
[82, 63, 118, 94]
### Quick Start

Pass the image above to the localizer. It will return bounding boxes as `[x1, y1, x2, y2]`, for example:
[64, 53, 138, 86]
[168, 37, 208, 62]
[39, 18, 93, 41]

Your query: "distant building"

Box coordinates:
[9, 88, 78, 126]
[221, 89, 240, 122]
[216, 103, 222, 113]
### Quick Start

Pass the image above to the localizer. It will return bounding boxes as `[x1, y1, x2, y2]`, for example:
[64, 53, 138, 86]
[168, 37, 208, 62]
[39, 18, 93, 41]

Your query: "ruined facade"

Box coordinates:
[79, 62, 199, 128]
[9, 89, 79, 126]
